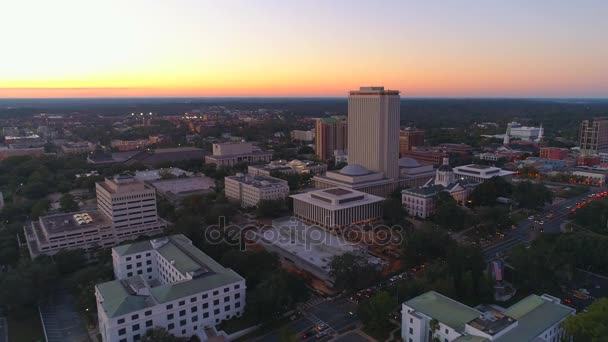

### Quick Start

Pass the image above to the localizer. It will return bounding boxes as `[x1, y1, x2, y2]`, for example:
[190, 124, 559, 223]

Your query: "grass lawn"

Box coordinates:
[8, 310, 45, 342]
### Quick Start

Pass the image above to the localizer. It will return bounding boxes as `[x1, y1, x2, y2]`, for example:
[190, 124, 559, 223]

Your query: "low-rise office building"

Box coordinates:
[205, 142, 272, 168]
[402, 291, 574, 342]
[291, 187, 384, 230]
[453, 164, 515, 183]
[61, 141, 96, 154]
[248, 159, 327, 176]
[224, 173, 289, 208]
[96, 235, 245, 342]
[24, 175, 166, 258]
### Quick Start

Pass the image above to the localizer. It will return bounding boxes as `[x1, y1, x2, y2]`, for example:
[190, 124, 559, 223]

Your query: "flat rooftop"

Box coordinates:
[291, 187, 384, 210]
[226, 174, 286, 189]
[40, 210, 110, 234]
[405, 291, 481, 333]
[467, 311, 515, 337]
[149, 176, 215, 195]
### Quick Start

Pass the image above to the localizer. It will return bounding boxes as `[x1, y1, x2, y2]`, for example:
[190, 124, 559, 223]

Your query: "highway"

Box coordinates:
[482, 191, 597, 261]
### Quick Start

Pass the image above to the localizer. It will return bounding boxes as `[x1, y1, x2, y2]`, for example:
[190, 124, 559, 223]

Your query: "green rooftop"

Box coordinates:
[405, 291, 481, 333]
[97, 234, 245, 318]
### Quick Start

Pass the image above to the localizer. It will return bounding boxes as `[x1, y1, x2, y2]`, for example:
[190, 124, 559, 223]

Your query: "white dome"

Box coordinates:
[339, 163, 370, 176]
[399, 157, 421, 168]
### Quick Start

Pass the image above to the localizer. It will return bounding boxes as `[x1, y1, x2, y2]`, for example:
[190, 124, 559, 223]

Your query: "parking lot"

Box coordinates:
[39, 291, 89, 342]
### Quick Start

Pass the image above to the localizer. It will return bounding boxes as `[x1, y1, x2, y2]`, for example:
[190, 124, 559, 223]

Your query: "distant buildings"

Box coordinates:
[505, 121, 544, 142]
[399, 128, 425, 156]
[111, 139, 153, 151]
[453, 164, 515, 183]
[24, 175, 166, 258]
[315, 116, 348, 162]
[291, 187, 384, 230]
[579, 117, 608, 165]
[61, 141, 96, 154]
[204, 142, 272, 168]
[290, 129, 315, 142]
[96, 235, 245, 342]
[247, 159, 327, 176]
[0, 146, 45, 160]
[88, 147, 206, 167]
[224, 173, 289, 208]
[147, 176, 216, 205]
[540, 147, 570, 160]
[401, 291, 574, 342]
[4, 133, 46, 148]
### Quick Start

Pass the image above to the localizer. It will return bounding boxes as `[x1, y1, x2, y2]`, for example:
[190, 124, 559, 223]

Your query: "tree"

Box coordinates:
[53, 249, 87, 275]
[512, 181, 553, 210]
[358, 291, 397, 332]
[402, 228, 455, 266]
[432, 192, 467, 231]
[30, 199, 50, 218]
[329, 253, 379, 292]
[467, 176, 513, 207]
[141, 327, 187, 342]
[256, 199, 287, 218]
[564, 298, 608, 342]
[383, 197, 406, 227]
[248, 271, 309, 322]
[60, 193, 79, 212]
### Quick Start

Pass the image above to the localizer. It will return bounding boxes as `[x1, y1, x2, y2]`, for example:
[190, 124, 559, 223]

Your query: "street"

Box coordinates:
[483, 191, 594, 261]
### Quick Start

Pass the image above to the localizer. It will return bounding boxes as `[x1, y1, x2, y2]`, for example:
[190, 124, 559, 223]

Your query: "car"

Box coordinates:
[579, 288, 590, 295]
[301, 330, 315, 339]
[315, 324, 329, 331]
[528, 215, 535, 220]
[315, 331, 330, 339]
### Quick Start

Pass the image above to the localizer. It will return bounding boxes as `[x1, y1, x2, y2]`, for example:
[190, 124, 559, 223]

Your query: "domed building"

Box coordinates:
[402, 158, 480, 219]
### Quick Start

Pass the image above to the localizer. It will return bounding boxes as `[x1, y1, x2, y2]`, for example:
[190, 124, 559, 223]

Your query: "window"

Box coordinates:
[146, 260, 151, 265]
[136, 254, 141, 259]
[202, 294, 208, 299]
[146, 320, 153, 327]
[136, 262, 142, 267]
[133, 334, 140, 341]
[235, 284, 240, 289]
[118, 328, 126, 336]
[409, 328, 413, 334]
[179, 300, 185, 306]
[131, 314, 139, 320]
[190, 297, 197, 303]
[213, 299, 219, 306]
[445, 329, 448, 334]
[213, 290, 219, 296]
[117, 318, 125, 324]
[235, 293, 240, 299]
[235, 302, 241, 308]
[410, 318, 413, 324]
[167, 313, 174, 320]
[145, 310, 152, 316]
[168, 323, 175, 330]
[146, 267, 152, 273]
[126, 264, 132, 270]
[203, 303, 209, 309]
[145, 252, 151, 257]
[137, 270, 142, 275]
[127, 272, 133, 277]
[203, 312, 209, 318]
[224, 305, 230, 311]
[132, 324, 139, 331]
[224, 296, 229, 303]
[192, 315, 198, 322]
[126, 257, 132, 261]
[191, 306, 197, 313]
[180, 319, 186, 326]
[214, 309, 220, 315]
[224, 287, 229, 293]
[179, 310, 186, 317]
[166, 304, 173, 310]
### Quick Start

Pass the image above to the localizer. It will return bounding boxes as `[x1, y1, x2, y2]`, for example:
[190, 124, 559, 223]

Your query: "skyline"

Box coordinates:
[2, 0, 608, 98]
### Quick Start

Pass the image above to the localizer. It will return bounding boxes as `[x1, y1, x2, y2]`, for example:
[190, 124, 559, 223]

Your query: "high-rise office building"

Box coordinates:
[315, 116, 348, 162]
[579, 117, 608, 157]
[399, 128, 425, 156]
[347, 86, 400, 179]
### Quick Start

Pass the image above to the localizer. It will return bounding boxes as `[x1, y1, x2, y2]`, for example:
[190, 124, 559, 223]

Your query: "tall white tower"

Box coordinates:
[347, 86, 401, 179]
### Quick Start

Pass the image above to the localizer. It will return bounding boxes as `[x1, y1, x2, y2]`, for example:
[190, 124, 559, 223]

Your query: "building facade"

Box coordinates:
[204, 142, 272, 168]
[96, 235, 245, 342]
[24, 175, 166, 258]
[224, 173, 289, 208]
[580, 117, 608, 157]
[540, 147, 569, 160]
[315, 116, 348, 162]
[399, 128, 425, 157]
[348, 87, 400, 179]
[453, 164, 515, 183]
[402, 291, 574, 342]
[291, 187, 384, 230]
[290, 129, 315, 142]
[247, 159, 327, 176]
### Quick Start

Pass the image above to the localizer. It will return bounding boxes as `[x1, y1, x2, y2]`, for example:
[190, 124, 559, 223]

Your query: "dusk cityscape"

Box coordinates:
[0, 1, 607, 342]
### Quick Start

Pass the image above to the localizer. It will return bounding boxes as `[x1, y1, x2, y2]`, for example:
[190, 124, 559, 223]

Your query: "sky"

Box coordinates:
[1, 0, 607, 98]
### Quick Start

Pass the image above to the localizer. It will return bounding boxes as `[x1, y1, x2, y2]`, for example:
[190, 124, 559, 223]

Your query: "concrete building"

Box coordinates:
[505, 122, 544, 142]
[61, 141, 96, 154]
[290, 129, 315, 142]
[134, 168, 193, 182]
[399, 128, 425, 157]
[96, 235, 245, 342]
[572, 170, 606, 185]
[453, 164, 515, 183]
[0, 146, 45, 160]
[247, 159, 327, 176]
[315, 116, 348, 162]
[402, 158, 479, 219]
[24, 175, 166, 258]
[291, 187, 384, 230]
[4, 134, 46, 148]
[256, 217, 385, 286]
[347, 86, 400, 179]
[398, 157, 437, 188]
[148, 177, 216, 205]
[540, 147, 570, 160]
[224, 173, 289, 208]
[579, 117, 608, 157]
[204, 142, 272, 168]
[401, 291, 574, 342]
[111, 139, 153, 151]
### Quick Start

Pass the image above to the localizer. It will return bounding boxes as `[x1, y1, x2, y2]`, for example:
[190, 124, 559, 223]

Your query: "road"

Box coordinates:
[482, 192, 594, 261]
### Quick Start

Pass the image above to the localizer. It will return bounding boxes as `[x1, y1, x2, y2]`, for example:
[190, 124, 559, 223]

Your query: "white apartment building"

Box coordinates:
[224, 173, 289, 208]
[204, 141, 272, 168]
[24, 175, 166, 258]
[290, 129, 315, 142]
[96, 235, 245, 342]
[402, 291, 574, 342]
[506, 122, 544, 142]
[291, 187, 384, 230]
[453, 164, 515, 183]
